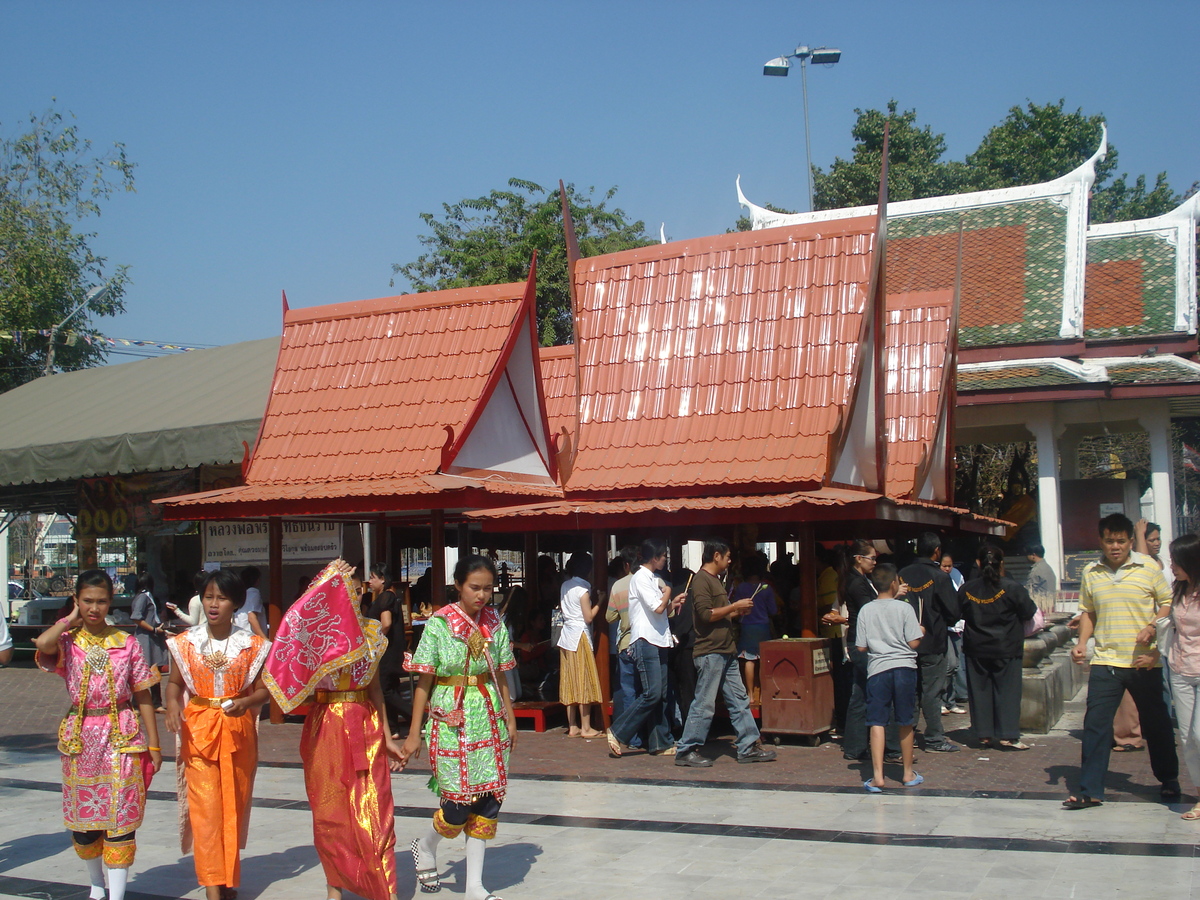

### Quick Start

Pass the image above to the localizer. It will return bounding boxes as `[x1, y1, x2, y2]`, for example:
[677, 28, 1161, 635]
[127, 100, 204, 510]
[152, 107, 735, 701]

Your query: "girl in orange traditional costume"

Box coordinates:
[165, 569, 271, 900]
[264, 560, 403, 900]
[402, 555, 518, 900]
[34, 570, 163, 900]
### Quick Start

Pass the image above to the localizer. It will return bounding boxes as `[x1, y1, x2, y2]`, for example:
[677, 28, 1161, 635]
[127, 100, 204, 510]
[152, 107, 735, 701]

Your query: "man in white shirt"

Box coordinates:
[234, 566, 268, 637]
[606, 538, 675, 757]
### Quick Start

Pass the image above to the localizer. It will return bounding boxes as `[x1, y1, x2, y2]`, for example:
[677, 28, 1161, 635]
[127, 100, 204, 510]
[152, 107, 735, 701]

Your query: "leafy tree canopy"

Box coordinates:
[393, 178, 654, 345]
[0, 108, 135, 392]
[810, 99, 1194, 224]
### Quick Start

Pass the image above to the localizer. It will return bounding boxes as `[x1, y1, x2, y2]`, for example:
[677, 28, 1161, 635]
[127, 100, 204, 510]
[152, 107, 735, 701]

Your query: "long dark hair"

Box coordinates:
[977, 543, 1005, 589]
[1170, 534, 1200, 606]
[75, 569, 114, 597]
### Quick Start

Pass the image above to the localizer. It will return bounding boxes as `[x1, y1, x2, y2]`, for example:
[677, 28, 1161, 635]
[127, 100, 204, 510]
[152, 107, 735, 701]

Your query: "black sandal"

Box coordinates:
[1062, 795, 1102, 810]
[411, 838, 440, 893]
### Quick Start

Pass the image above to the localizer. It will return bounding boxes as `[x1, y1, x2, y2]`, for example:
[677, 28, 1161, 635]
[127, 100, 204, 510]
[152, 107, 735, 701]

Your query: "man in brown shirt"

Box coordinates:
[675, 537, 777, 767]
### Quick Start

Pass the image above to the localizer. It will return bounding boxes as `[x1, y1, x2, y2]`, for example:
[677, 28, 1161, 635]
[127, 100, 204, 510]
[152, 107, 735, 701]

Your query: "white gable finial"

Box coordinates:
[1047, 121, 1107, 191]
[660, 223, 667, 244]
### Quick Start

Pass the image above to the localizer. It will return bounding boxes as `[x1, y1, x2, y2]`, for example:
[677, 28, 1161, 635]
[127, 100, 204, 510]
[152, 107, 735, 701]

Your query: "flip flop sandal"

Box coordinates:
[606, 729, 623, 758]
[903, 773, 925, 787]
[1062, 795, 1102, 810]
[411, 838, 440, 893]
[863, 780, 883, 793]
[999, 741, 1030, 751]
[1181, 805, 1200, 820]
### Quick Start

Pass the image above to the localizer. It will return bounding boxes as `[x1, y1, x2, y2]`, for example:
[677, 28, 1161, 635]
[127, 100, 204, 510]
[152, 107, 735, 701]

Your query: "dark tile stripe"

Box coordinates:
[2, 776, 1196, 859]
[0, 873, 170, 900]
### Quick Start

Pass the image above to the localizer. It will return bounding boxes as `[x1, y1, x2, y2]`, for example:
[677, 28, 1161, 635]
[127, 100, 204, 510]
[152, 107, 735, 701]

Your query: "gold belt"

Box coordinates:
[314, 689, 368, 703]
[68, 704, 128, 717]
[189, 696, 233, 708]
[435, 673, 492, 688]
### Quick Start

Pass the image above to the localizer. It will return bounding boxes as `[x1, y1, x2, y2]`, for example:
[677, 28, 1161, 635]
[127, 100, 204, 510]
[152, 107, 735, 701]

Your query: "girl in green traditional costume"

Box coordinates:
[401, 555, 517, 900]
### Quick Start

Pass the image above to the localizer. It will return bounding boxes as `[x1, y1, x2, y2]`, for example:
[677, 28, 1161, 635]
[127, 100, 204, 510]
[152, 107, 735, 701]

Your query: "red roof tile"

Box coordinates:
[538, 345, 576, 445]
[565, 217, 878, 494]
[884, 290, 955, 498]
[1084, 259, 1144, 329]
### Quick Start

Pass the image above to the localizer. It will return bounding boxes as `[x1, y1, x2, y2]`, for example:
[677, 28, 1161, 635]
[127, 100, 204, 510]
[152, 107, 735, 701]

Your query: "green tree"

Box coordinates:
[393, 178, 654, 345]
[0, 108, 135, 392]
[812, 101, 970, 209]
[967, 99, 1192, 223]
[809, 98, 1192, 224]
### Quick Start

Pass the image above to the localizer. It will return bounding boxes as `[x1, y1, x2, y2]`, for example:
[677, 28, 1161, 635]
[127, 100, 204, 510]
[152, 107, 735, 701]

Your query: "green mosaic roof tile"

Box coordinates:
[1104, 360, 1200, 385]
[889, 199, 1068, 349]
[1085, 233, 1177, 340]
[956, 364, 1083, 392]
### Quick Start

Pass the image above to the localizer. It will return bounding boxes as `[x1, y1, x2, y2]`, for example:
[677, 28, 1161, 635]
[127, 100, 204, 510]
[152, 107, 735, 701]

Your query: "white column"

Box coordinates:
[1028, 410, 1065, 578]
[1139, 403, 1175, 555]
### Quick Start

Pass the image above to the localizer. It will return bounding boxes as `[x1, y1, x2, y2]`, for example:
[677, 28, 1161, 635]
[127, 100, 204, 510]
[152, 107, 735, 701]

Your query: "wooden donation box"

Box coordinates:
[759, 638, 834, 737]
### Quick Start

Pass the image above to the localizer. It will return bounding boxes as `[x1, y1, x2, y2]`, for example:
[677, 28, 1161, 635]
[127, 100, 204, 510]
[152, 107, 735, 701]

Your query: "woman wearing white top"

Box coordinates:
[1161, 534, 1200, 820]
[167, 572, 206, 627]
[556, 552, 603, 737]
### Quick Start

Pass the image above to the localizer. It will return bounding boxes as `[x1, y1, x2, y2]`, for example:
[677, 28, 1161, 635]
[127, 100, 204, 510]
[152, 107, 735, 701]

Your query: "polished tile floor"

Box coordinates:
[2, 745, 1198, 900]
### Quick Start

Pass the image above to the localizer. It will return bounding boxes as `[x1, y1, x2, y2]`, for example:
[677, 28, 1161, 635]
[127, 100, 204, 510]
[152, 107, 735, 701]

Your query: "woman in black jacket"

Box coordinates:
[959, 544, 1038, 750]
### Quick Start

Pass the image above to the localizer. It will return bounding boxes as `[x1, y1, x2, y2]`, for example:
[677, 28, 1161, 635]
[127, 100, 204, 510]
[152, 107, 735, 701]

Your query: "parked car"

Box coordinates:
[6, 581, 45, 622]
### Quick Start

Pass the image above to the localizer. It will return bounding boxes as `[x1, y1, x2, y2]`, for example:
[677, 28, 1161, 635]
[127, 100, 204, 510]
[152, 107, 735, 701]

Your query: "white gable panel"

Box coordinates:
[505, 326, 551, 461]
[451, 377, 549, 477]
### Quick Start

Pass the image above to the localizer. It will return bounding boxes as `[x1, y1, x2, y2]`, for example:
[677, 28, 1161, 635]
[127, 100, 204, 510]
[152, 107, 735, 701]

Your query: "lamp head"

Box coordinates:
[763, 56, 790, 76]
[810, 47, 841, 65]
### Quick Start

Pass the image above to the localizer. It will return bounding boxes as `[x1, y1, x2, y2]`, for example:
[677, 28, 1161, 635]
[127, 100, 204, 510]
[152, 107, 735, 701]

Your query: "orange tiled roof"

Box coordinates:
[538, 345, 576, 445]
[246, 283, 531, 486]
[565, 217, 878, 494]
[884, 290, 955, 499]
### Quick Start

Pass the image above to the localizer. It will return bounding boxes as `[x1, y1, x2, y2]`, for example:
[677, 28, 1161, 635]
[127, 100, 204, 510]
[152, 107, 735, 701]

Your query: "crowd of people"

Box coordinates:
[30, 511, 1200, 899]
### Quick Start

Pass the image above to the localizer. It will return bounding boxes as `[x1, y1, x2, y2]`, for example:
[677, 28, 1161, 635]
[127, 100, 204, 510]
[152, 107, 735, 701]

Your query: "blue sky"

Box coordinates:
[3, 1, 1197, 351]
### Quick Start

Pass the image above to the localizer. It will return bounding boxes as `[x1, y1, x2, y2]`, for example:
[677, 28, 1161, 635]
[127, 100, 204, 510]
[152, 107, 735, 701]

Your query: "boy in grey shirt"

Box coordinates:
[856, 564, 924, 792]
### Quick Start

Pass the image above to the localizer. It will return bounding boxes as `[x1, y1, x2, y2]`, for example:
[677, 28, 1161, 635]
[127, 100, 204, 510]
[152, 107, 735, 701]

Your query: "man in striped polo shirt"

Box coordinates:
[1064, 513, 1179, 809]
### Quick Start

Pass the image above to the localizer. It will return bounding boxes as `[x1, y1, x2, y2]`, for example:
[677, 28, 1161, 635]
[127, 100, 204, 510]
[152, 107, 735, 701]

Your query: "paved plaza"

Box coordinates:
[2, 660, 1199, 899]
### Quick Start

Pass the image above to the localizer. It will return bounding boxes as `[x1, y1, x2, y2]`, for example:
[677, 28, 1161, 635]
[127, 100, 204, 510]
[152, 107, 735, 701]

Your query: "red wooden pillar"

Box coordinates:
[430, 509, 446, 606]
[591, 529, 611, 726]
[797, 523, 818, 638]
[268, 517, 284, 724]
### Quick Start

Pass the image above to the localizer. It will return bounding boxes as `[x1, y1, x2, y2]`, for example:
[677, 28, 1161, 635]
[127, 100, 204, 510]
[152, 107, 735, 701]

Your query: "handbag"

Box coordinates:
[550, 607, 565, 647]
[1156, 611, 1176, 662]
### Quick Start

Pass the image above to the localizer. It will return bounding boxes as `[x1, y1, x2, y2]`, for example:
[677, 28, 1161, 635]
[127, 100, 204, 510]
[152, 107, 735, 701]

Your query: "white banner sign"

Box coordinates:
[203, 521, 342, 564]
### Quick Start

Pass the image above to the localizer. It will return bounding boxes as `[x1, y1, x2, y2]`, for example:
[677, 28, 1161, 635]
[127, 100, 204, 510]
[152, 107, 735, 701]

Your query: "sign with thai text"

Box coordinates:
[77, 471, 195, 537]
[203, 520, 342, 563]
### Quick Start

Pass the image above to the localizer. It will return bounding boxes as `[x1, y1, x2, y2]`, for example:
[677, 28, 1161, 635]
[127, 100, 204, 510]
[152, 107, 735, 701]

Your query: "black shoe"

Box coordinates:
[737, 745, 778, 764]
[674, 750, 714, 768]
[924, 741, 961, 753]
[843, 751, 868, 761]
[1161, 779, 1182, 800]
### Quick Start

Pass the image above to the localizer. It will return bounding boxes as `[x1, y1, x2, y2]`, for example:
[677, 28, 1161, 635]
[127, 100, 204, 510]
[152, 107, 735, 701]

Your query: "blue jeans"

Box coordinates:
[677, 652, 761, 756]
[1078, 665, 1178, 800]
[610, 639, 671, 753]
[615, 648, 643, 748]
[843, 645, 899, 758]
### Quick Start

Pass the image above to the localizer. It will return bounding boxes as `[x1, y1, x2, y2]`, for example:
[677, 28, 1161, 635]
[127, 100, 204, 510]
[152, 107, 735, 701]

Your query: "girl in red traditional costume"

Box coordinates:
[401, 554, 518, 900]
[263, 560, 404, 900]
[34, 570, 163, 900]
[165, 569, 271, 900]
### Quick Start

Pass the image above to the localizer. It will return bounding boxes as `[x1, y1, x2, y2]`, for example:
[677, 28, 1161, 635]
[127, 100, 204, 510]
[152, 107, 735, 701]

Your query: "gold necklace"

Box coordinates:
[202, 629, 233, 670]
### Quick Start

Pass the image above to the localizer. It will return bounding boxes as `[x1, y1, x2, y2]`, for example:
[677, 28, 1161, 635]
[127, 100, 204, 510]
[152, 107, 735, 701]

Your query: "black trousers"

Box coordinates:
[965, 656, 1022, 741]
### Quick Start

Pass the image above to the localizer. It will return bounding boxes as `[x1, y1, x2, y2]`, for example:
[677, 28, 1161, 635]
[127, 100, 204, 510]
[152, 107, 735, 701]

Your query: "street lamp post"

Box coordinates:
[762, 45, 841, 211]
[42, 283, 110, 376]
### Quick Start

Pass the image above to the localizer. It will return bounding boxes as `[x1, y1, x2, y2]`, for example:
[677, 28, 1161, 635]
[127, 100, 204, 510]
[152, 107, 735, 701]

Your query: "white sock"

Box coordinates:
[414, 827, 441, 872]
[465, 836, 496, 900]
[106, 865, 128, 900]
[83, 856, 105, 899]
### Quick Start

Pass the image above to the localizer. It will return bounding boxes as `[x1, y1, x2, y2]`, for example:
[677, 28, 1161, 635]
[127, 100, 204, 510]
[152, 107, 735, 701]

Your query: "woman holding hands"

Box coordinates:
[402, 554, 518, 900]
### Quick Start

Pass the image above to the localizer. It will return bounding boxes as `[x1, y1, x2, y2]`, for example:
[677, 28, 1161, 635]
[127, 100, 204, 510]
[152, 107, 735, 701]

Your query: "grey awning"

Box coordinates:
[0, 337, 279, 486]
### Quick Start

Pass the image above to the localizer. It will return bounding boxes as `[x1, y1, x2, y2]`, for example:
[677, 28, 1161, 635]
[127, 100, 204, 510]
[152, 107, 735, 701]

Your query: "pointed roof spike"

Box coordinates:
[1045, 121, 1108, 190]
[281, 290, 290, 316]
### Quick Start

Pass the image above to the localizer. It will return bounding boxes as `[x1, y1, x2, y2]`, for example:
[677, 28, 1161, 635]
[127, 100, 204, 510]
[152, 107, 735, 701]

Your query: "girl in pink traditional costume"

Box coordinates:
[34, 570, 163, 900]
[264, 560, 403, 900]
[401, 555, 518, 900]
[165, 568, 271, 900]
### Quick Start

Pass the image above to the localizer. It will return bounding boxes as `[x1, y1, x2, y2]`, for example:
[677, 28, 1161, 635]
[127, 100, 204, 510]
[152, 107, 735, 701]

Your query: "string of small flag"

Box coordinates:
[0, 329, 211, 353]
